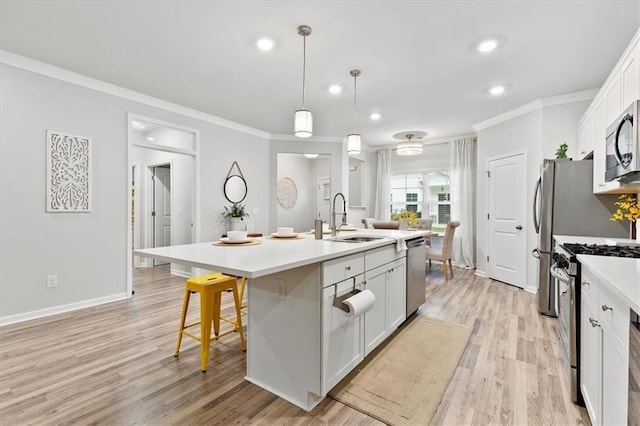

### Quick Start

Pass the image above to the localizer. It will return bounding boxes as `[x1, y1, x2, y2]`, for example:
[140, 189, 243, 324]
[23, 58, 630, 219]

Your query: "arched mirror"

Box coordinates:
[224, 174, 247, 203]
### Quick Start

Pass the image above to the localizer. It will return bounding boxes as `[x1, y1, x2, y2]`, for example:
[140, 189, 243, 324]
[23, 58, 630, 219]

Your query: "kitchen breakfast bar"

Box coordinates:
[134, 229, 428, 411]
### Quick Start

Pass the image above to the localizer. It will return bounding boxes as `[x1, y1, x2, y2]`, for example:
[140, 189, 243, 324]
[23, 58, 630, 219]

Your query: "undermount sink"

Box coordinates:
[331, 236, 385, 243]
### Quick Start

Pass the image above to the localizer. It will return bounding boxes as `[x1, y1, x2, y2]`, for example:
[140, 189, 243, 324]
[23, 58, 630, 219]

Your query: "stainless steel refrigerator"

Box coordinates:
[532, 159, 628, 316]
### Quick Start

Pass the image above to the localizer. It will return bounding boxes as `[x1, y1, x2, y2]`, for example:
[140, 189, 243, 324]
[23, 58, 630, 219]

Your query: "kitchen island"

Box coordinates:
[134, 229, 428, 411]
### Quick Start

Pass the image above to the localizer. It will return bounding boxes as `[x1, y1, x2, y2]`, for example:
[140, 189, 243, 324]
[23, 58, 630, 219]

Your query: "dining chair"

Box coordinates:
[371, 220, 400, 229]
[416, 218, 433, 245]
[425, 220, 460, 280]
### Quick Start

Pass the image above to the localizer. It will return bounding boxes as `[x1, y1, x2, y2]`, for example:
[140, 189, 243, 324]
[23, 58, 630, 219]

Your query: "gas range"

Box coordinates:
[560, 243, 640, 259]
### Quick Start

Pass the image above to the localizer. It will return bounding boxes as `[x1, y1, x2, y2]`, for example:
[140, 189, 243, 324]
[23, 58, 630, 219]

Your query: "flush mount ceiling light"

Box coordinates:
[489, 85, 506, 96]
[370, 113, 382, 121]
[347, 69, 362, 155]
[256, 37, 275, 51]
[303, 153, 319, 159]
[396, 134, 423, 156]
[328, 84, 343, 95]
[477, 39, 498, 53]
[294, 25, 313, 138]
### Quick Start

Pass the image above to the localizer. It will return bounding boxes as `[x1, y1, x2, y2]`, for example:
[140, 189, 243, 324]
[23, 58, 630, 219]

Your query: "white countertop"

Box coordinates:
[554, 234, 639, 246]
[576, 254, 640, 313]
[554, 234, 640, 314]
[134, 229, 428, 278]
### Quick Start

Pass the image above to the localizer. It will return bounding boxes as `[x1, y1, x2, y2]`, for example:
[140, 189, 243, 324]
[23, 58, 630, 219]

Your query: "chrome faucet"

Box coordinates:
[331, 192, 348, 236]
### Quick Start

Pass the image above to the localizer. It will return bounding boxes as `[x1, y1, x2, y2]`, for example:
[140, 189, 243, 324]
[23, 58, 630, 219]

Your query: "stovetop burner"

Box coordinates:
[562, 243, 640, 258]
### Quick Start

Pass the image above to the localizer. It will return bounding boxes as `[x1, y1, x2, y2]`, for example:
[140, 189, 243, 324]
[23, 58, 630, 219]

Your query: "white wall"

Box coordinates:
[276, 154, 315, 233]
[475, 99, 591, 291]
[269, 139, 345, 233]
[0, 63, 269, 323]
[389, 142, 451, 173]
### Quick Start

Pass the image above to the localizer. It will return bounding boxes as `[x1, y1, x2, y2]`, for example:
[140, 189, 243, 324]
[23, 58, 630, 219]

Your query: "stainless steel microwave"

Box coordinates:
[605, 100, 640, 182]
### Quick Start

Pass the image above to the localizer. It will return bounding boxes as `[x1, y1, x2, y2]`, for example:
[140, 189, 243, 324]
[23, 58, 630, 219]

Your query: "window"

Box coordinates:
[390, 171, 450, 226]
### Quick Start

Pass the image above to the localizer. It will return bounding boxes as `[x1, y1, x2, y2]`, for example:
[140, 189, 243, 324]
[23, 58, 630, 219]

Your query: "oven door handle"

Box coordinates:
[550, 263, 570, 285]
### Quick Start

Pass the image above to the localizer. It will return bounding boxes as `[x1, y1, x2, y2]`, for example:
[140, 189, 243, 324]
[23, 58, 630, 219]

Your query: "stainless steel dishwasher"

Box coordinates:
[406, 237, 426, 316]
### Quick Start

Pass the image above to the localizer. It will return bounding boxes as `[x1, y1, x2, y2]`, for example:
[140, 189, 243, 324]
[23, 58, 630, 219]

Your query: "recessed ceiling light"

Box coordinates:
[256, 37, 275, 51]
[304, 153, 319, 159]
[489, 85, 506, 96]
[477, 39, 498, 53]
[328, 85, 343, 95]
[370, 113, 382, 121]
[146, 136, 155, 141]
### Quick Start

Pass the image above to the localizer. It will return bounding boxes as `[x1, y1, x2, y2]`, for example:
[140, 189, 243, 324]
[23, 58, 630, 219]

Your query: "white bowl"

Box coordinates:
[277, 227, 294, 236]
[227, 230, 248, 241]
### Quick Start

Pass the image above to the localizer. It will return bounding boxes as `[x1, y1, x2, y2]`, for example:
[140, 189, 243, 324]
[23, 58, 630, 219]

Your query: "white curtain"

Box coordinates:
[450, 137, 476, 268]
[374, 148, 391, 221]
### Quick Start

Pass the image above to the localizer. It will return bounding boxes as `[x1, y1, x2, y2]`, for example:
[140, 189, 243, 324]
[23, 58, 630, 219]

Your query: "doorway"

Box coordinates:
[487, 151, 527, 288]
[127, 114, 199, 296]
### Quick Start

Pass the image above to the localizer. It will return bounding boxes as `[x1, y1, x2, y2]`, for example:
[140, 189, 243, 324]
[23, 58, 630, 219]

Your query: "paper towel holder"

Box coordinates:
[333, 288, 362, 313]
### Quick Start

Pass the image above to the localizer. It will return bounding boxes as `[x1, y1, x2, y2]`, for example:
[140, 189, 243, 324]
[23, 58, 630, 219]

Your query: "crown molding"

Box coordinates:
[0, 50, 271, 139]
[472, 88, 598, 132]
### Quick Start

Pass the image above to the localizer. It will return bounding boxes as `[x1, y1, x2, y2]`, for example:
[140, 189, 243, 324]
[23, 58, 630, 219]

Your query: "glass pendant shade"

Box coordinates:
[294, 109, 313, 138]
[347, 133, 362, 155]
[396, 140, 423, 156]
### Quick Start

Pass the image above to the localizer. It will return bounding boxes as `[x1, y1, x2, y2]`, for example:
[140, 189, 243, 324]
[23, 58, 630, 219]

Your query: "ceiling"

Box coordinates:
[1, 1, 639, 149]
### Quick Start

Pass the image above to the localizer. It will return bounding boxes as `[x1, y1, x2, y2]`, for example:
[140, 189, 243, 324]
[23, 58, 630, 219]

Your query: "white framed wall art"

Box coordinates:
[46, 130, 92, 212]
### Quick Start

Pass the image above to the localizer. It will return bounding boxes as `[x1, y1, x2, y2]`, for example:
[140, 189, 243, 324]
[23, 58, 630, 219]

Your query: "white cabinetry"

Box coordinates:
[321, 244, 406, 392]
[577, 111, 594, 160]
[580, 266, 629, 425]
[322, 276, 364, 392]
[363, 257, 406, 355]
[579, 29, 640, 194]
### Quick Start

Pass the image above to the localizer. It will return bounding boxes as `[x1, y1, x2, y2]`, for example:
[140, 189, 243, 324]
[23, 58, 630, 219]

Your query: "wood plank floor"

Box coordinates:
[0, 264, 590, 425]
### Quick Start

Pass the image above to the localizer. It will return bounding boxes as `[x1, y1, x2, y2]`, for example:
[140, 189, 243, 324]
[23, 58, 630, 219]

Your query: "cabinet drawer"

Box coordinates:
[599, 283, 629, 347]
[365, 244, 403, 270]
[323, 253, 365, 287]
[580, 269, 599, 307]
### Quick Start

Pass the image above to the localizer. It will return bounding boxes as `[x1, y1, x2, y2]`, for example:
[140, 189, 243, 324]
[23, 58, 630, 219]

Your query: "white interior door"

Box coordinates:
[153, 165, 171, 266]
[487, 153, 526, 288]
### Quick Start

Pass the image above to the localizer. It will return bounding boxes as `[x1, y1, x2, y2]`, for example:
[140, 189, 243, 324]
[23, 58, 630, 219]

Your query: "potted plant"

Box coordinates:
[555, 143, 569, 159]
[610, 194, 639, 240]
[222, 202, 249, 231]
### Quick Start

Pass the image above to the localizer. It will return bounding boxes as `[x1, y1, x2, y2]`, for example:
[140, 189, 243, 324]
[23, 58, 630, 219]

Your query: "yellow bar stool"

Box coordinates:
[174, 273, 246, 372]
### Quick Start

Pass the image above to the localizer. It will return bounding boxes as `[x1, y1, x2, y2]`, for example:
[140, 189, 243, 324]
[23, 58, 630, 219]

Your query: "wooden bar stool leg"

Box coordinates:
[232, 286, 246, 351]
[199, 288, 214, 372]
[174, 287, 191, 357]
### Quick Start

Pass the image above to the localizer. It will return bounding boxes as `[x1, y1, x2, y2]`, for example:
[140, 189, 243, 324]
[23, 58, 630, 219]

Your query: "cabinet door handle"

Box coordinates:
[598, 184, 605, 187]
[345, 266, 351, 271]
[582, 281, 590, 286]
[589, 318, 600, 328]
[601, 304, 613, 312]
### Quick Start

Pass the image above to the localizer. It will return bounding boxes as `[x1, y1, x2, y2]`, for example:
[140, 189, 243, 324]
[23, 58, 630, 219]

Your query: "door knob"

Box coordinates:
[515, 225, 523, 230]
[601, 304, 613, 312]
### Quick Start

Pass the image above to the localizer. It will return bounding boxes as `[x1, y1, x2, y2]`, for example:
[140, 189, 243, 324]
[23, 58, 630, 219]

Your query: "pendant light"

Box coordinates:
[397, 134, 423, 156]
[294, 25, 312, 138]
[347, 69, 362, 155]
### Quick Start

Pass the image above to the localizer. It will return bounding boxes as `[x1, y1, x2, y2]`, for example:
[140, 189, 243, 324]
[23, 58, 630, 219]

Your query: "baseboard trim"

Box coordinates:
[474, 270, 487, 278]
[524, 285, 538, 294]
[0, 292, 130, 327]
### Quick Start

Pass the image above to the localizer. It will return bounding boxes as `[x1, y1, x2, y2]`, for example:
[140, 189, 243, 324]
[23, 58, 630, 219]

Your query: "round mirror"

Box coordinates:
[224, 175, 247, 203]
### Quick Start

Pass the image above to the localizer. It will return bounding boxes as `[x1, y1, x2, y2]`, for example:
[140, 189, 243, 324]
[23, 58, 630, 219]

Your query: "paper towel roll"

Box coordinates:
[343, 289, 375, 317]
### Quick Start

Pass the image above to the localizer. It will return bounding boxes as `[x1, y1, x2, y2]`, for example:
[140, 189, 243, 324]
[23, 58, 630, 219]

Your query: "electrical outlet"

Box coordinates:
[46, 275, 58, 289]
